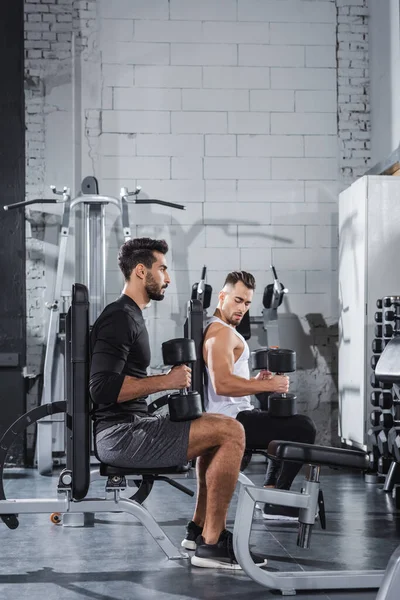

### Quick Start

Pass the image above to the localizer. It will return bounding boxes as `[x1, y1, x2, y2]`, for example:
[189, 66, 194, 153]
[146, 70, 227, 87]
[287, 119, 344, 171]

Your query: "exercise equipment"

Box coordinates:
[251, 348, 297, 417]
[191, 266, 212, 310]
[162, 338, 203, 422]
[261, 265, 288, 347]
[234, 440, 400, 597]
[4, 178, 185, 475]
[237, 265, 288, 345]
[0, 284, 194, 529]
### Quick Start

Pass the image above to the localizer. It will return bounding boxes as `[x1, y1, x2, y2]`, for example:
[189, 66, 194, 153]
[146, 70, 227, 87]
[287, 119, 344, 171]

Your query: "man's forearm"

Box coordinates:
[214, 375, 276, 397]
[117, 374, 170, 403]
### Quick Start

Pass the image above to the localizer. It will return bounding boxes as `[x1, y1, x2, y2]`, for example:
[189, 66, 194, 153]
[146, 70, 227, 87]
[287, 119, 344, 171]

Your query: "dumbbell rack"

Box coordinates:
[368, 296, 400, 499]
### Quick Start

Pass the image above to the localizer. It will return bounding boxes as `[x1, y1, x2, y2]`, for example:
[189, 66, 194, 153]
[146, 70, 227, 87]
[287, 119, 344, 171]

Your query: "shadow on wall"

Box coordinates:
[258, 303, 339, 445]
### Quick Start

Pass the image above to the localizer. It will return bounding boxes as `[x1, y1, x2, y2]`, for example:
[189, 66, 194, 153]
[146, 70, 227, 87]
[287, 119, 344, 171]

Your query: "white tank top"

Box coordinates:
[204, 316, 254, 417]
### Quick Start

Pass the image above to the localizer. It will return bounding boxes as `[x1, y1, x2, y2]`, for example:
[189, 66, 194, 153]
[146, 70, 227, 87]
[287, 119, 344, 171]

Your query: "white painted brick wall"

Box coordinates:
[337, 0, 371, 182]
[182, 89, 249, 112]
[24, 0, 371, 446]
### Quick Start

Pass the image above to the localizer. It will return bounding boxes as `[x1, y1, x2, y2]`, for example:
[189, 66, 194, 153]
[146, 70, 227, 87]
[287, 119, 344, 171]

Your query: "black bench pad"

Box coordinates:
[267, 441, 369, 470]
[100, 463, 191, 477]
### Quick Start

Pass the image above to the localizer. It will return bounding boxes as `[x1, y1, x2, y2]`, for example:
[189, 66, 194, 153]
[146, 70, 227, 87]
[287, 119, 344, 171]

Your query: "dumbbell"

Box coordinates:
[377, 429, 390, 456]
[370, 391, 380, 407]
[392, 432, 400, 462]
[388, 426, 400, 454]
[162, 338, 203, 422]
[376, 299, 383, 309]
[378, 456, 392, 475]
[371, 355, 380, 370]
[375, 311, 383, 324]
[379, 391, 393, 410]
[383, 324, 394, 338]
[375, 324, 383, 338]
[251, 348, 297, 417]
[368, 426, 381, 446]
[370, 410, 394, 428]
[381, 412, 394, 428]
[370, 372, 393, 390]
[368, 445, 380, 471]
[372, 339, 387, 354]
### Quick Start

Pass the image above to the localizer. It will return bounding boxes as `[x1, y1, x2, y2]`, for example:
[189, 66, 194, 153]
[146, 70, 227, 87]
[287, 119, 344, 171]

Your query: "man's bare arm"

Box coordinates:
[117, 366, 190, 403]
[205, 326, 288, 397]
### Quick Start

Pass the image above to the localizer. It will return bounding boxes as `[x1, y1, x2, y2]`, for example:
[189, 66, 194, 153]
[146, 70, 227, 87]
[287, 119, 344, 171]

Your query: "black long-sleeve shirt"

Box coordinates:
[89, 294, 151, 434]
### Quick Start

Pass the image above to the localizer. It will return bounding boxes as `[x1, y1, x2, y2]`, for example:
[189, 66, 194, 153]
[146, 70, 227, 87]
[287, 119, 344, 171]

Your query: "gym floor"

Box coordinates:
[1, 456, 399, 600]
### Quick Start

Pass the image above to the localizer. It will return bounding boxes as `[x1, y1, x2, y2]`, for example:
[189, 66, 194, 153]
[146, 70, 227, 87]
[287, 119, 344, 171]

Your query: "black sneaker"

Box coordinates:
[191, 529, 268, 570]
[262, 504, 299, 521]
[181, 520, 203, 550]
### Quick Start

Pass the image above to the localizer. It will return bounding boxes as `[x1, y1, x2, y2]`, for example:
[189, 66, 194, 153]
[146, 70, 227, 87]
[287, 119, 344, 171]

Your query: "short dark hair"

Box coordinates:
[118, 237, 168, 281]
[223, 271, 256, 290]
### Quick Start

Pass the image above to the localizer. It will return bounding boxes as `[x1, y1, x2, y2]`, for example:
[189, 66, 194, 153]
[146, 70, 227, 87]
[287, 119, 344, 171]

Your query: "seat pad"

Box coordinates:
[267, 441, 369, 470]
[100, 463, 191, 477]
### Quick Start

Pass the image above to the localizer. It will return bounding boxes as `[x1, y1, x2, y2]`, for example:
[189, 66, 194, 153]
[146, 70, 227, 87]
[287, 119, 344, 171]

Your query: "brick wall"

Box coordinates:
[337, 0, 370, 182]
[24, 0, 371, 446]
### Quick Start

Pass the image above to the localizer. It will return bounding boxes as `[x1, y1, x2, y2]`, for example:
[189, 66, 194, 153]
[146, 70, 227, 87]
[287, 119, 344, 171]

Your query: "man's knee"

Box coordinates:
[206, 413, 246, 449]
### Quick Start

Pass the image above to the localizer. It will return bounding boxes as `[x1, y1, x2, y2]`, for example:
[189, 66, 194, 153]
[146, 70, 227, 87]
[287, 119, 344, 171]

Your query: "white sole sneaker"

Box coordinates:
[191, 555, 268, 570]
[181, 539, 197, 550]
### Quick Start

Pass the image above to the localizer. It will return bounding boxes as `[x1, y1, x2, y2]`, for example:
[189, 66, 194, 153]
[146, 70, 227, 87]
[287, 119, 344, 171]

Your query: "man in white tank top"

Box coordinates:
[203, 271, 316, 520]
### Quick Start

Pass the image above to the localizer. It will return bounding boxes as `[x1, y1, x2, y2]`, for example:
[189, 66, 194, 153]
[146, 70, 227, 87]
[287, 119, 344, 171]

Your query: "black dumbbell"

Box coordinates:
[383, 297, 394, 308]
[375, 311, 383, 324]
[370, 391, 380, 406]
[370, 372, 393, 390]
[162, 338, 203, 422]
[392, 433, 400, 462]
[376, 299, 383, 309]
[372, 339, 385, 354]
[371, 355, 380, 370]
[370, 410, 382, 427]
[383, 324, 394, 338]
[379, 391, 393, 410]
[385, 310, 396, 322]
[378, 456, 392, 475]
[251, 348, 297, 417]
[368, 426, 381, 446]
[368, 445, 380, 471]
[380, 412, 394, 429]
[388, 426, 400, 454]
[377, 429, 389, 456]
[375, 325, 383, 338]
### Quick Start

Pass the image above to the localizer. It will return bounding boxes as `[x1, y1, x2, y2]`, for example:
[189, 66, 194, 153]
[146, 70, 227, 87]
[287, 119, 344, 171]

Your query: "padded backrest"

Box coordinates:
[65, 283, 90, 501]
[184, 299, 205, 404]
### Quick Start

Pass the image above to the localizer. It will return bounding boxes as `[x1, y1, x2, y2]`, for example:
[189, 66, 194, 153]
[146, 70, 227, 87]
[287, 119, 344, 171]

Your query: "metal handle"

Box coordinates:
[4, 198, 59, 211]
[128, 198, 185, 210]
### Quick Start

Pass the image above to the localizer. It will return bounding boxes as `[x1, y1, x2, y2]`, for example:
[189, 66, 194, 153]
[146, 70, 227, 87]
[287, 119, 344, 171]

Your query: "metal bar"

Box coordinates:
[70, 195, 121, 211]
[233, 485, 384, 594]
[101, 204, 107, 312]
[0, 497, 186, 560]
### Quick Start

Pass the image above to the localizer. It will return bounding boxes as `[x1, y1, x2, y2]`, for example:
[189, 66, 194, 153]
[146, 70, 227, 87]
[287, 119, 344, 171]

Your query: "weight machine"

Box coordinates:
[3, 177, 184, 474]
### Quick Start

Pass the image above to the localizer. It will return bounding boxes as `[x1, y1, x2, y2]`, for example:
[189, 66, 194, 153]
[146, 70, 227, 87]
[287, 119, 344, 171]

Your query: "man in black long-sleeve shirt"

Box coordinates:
[90, 237, 266, 570]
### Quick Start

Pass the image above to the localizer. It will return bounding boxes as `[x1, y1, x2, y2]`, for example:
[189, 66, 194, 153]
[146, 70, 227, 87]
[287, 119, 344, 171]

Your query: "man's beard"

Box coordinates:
[145, 272, 167, 301]
[223, 309, 242, 327]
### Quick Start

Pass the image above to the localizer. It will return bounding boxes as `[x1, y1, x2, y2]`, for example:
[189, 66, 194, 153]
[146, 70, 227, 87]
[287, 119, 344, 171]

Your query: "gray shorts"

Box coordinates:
[95, 414, 191, 469]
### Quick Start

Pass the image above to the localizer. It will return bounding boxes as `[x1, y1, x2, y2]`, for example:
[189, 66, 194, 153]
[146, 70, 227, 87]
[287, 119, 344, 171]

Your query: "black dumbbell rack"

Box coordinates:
[368, 296, 400, 498]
